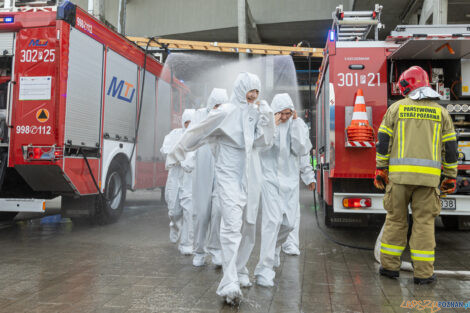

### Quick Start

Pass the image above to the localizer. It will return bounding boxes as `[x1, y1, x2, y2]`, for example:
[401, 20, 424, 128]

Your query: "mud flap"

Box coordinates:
[61, 195, 96, 218]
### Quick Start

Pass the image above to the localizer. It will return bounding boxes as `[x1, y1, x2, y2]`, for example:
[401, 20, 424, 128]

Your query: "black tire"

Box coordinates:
[92, 161, 127, 225]
[441, 215, 459, 230]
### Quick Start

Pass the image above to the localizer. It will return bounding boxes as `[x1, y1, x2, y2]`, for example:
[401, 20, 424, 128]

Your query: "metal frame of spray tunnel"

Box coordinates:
[131, 34, 470, 280]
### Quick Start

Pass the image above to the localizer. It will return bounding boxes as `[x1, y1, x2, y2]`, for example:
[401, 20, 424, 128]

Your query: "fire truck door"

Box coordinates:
[136, 71, 156, 188]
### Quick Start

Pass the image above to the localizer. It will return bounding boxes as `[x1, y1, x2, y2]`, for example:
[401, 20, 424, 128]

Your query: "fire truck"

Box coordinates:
[315, 4, 470, 229]
[0, 1, 189, 223]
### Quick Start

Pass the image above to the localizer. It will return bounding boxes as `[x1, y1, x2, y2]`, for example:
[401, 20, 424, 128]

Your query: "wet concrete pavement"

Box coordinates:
[0, 188, 470, 313]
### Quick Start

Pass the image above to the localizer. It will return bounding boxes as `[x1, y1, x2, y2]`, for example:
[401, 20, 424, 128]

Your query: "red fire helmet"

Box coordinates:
[398, 66, 430, 96]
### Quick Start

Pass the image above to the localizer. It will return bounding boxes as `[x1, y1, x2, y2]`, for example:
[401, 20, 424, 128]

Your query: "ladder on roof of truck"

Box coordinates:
[127, 37, 324, 58]
[332, 4, 384, 41]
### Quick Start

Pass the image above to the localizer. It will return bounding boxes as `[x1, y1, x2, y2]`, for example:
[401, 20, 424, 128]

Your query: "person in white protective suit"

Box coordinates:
[192, 88, 229, 267]
[254, 93, 313, 286]
[166, 72, 274, 304]
[160, 109, 196, 255]
[281, 151, 317, 255]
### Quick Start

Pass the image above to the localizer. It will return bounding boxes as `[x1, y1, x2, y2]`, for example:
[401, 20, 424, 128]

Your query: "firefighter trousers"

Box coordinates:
[380, 181, 441, 279]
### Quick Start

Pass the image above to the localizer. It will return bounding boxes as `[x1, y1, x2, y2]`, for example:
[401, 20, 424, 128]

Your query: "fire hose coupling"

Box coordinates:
[22, 144, 63, 161]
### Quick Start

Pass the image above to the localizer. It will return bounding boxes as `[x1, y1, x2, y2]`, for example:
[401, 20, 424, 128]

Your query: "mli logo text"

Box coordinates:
[28, 39, 48, 47]
[107, 76, 135, 103]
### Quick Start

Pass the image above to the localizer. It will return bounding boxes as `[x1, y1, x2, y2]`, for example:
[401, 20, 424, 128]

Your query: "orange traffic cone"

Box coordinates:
[347, 89, 374, 142]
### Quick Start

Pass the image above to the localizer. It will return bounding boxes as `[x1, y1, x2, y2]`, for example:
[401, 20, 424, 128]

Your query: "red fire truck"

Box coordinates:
[0, 1, 189, 223]
[315, 5, 470, 229]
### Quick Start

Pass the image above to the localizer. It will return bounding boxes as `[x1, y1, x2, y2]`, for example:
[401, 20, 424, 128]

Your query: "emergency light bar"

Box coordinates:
[0, 17, 14, 23]
[23, 145, 63, 161]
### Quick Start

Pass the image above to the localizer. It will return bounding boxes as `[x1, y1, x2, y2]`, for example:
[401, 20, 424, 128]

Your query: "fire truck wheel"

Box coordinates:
[94, 162, 127, 225]
[441, 215, 459, 230]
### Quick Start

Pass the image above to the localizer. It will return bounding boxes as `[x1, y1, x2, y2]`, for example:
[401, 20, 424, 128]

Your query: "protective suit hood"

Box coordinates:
[182, 109, 195, 129]
[271, 93, 294, 114]
[207, 88, 229, 110]
[408, 86, 441, 100]
[230, 72, 261, 105]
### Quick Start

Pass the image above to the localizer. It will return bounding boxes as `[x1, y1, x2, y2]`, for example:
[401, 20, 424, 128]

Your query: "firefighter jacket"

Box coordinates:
[376, 97, 458, 187]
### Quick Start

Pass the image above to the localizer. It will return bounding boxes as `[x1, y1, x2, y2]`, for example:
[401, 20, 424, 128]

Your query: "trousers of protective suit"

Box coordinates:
[193, 146, 221, 256]
[380, 181, 441, 279]
[216, 144, 257, 296]
[168, 170, 194, 252]
[282, 204, 300, 251]
[254, 181, 293, 280]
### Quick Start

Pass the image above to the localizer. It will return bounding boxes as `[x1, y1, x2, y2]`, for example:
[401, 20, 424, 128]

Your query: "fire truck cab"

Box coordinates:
[316, 5, 470, 229]
[0, 1, 189, 223]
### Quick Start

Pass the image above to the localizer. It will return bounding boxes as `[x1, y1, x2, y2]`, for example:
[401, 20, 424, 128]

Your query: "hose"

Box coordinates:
[374, 223, 470, 279]
[129, 37, 158, 163]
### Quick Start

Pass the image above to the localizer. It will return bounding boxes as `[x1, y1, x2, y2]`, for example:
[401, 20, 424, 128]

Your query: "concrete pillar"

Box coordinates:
[420, 0, 448, 24]
[3, 0, 12, 9]
[433, 0, 448, 24]
[88, 0, 105, 22]
[238, 0, 247, 60]
[118, 0, 127, 35]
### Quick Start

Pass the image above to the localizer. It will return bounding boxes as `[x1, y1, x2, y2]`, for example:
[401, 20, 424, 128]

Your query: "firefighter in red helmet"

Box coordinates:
[375, 66, 458, 284]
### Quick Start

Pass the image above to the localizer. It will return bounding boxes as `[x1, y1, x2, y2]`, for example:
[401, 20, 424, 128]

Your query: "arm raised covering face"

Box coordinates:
[253, 100, 275, 149]
[166, 105, 232, 167]
[290, 118, 312, 157]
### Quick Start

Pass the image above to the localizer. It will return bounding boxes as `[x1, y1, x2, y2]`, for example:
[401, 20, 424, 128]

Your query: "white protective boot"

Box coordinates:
[238, 273, 252, 288]
[210, 249, 223, 267]
[256, 275, 274, 287]
[193, 253, 206, 266]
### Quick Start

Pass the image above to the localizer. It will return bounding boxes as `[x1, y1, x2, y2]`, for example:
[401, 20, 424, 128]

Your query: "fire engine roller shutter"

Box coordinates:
[137, 71, 156, 161]
[0, 33, 14, 56]
[155, 79, 171, 161]
[64, 28, 103, 148]
[103, 49, 138, 142]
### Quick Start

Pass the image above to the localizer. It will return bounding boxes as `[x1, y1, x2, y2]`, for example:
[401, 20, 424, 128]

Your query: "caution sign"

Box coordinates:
[36, 109, 49, 123]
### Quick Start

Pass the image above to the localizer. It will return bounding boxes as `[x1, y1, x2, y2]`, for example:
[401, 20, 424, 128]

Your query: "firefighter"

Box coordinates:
[375, 65, 458, 284]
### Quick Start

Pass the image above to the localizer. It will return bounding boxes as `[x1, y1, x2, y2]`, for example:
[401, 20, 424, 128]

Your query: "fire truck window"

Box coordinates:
[172, 87, 180, 112]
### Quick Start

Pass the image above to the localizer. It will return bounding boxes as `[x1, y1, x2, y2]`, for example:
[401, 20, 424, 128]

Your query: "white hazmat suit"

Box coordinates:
[261, 94, 312, 269]
[166, 73, 274, 304]
[282, 152, 316, 255]
[192, 88, 228, 267]
[160, 109, 196, 255]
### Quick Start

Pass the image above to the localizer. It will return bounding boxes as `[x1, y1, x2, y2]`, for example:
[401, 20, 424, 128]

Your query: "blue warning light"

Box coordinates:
[0, 16, 14, 24]
[329, 30, 335, 41]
